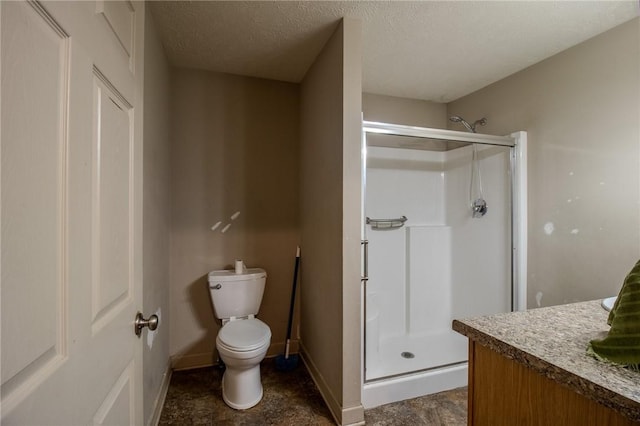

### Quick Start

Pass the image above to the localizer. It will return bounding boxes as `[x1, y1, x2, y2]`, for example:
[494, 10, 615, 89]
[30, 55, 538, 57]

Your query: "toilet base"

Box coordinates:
[221, 363, 264, 410]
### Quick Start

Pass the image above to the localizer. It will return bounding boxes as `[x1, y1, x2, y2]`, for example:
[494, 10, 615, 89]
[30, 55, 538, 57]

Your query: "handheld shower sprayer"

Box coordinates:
[449, 115, 487, 133]
[449, 115, 489, 218]
[470, 146, 488, 219]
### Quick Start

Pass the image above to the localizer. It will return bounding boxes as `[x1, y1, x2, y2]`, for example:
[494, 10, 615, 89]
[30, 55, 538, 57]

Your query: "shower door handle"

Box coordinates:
[361, 239, 369, 283]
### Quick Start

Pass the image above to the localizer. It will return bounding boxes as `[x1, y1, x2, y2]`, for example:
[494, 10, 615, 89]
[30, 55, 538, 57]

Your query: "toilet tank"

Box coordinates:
[208, 268, 267, 319]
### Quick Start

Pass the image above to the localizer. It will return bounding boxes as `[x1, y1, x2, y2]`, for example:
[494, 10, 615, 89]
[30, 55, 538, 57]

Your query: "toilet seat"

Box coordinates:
[217, 318, 271, 352]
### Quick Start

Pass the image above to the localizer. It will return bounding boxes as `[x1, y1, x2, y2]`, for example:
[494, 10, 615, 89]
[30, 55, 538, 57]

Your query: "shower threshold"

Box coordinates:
[363, 330, 469, 408]
[362, 362, 468, 409]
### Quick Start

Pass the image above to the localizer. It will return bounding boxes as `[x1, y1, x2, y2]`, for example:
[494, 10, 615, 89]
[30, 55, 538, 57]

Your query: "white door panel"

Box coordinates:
[1, 1, 144, 424]
[91, 72, 133, 333]
[1, 0, 69, 392]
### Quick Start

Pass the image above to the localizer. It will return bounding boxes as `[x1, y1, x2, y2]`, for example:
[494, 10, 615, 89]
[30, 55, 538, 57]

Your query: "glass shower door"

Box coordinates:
[363, 131, 514, 382]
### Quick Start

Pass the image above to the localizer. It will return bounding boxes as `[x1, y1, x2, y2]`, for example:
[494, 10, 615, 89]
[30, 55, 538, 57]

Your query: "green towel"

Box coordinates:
[588, 259, 640, 371]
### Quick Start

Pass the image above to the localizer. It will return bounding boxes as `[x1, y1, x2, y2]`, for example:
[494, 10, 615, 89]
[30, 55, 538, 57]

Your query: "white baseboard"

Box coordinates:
[148, 361, 172, 426]
[342, 404, 366, 426]
[170, 341, 296, 370]
[300, 344, 364, 426]
[170, 352, 216, 371]
[266, 340, 299, 358]
[299, 347, 342, 425]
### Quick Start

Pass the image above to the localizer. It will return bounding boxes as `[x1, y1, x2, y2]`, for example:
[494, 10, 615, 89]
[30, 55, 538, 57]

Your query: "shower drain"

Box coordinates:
[400, 351, 415, 359]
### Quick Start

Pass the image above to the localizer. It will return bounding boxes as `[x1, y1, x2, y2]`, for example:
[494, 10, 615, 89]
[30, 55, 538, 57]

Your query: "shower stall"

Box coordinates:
[361, 121, 527, 408]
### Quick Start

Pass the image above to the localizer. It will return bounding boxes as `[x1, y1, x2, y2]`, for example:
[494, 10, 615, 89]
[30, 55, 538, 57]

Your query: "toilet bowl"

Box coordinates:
[208, 268, 271, 410]
[216, 317, 271, 409]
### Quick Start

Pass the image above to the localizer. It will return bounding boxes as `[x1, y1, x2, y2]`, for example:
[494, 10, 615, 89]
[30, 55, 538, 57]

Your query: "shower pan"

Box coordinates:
[361, 121, 527, 408]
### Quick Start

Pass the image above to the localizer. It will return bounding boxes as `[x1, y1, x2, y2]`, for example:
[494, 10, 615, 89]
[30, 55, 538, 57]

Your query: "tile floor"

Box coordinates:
[159, 359, 467, 425]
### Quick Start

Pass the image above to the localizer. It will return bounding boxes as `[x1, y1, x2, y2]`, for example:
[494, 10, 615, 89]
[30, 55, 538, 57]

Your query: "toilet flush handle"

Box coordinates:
[211, 283, 222, 290]
[134, 312, 159, 337]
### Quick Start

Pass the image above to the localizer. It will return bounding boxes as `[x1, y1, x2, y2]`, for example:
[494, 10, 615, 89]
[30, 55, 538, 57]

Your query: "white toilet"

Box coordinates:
[208, 268, 272, 410]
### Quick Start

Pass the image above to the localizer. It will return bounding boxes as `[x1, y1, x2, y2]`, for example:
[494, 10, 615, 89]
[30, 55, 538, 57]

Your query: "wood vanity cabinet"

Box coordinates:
[466, 341, 638, 426]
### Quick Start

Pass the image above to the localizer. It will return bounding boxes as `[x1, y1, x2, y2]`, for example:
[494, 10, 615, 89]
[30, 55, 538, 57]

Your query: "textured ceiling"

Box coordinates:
[150, 1, 639, 102]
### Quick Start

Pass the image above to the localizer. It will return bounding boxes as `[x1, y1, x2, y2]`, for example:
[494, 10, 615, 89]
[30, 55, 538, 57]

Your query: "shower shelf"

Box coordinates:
[366, 216, 407, 230]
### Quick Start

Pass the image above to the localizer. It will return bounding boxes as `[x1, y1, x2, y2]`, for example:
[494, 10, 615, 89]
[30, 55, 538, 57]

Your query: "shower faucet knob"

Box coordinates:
[472, 199, 488, 218]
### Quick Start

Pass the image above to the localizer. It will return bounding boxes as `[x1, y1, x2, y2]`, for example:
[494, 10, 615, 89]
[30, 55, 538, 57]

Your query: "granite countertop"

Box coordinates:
[452, 300, 640, 422]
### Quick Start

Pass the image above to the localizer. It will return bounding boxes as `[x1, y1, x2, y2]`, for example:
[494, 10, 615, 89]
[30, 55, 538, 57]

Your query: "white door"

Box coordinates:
[1, 1, 145, 424]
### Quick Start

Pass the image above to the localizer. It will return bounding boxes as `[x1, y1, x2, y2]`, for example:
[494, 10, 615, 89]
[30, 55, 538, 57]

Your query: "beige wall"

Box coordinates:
[169, 69, 300, 368]
[300, 19, 346, 420]
[142, 8, 172, 425]
[300, 19, 364, 426]
[448, 18, 640, 308]
[158, 14, 640, 422]
[363, 92, 447, 128]
[341, 18, 364, 426]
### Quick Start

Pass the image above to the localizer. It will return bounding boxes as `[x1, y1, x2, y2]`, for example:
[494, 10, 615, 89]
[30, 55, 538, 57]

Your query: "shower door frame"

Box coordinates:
[361, 120, 527, 387]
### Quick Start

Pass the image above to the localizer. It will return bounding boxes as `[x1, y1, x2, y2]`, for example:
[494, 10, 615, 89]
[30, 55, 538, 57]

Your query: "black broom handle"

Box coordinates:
[286, 247, 300, 341]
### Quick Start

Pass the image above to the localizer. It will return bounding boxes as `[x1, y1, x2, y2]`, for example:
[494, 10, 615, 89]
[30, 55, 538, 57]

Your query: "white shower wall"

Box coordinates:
[446, 144, 512, 320]
[366, 147, 446, 342]
[365, 143, 511, 381]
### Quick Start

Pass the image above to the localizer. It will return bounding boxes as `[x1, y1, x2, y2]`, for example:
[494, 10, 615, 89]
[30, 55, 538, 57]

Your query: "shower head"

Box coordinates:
[449, 115, 474, 133]
[449, 115, 487, 133]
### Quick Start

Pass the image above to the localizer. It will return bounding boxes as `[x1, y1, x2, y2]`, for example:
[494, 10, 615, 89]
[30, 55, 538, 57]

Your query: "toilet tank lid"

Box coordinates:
[208, 268, 266, 283]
